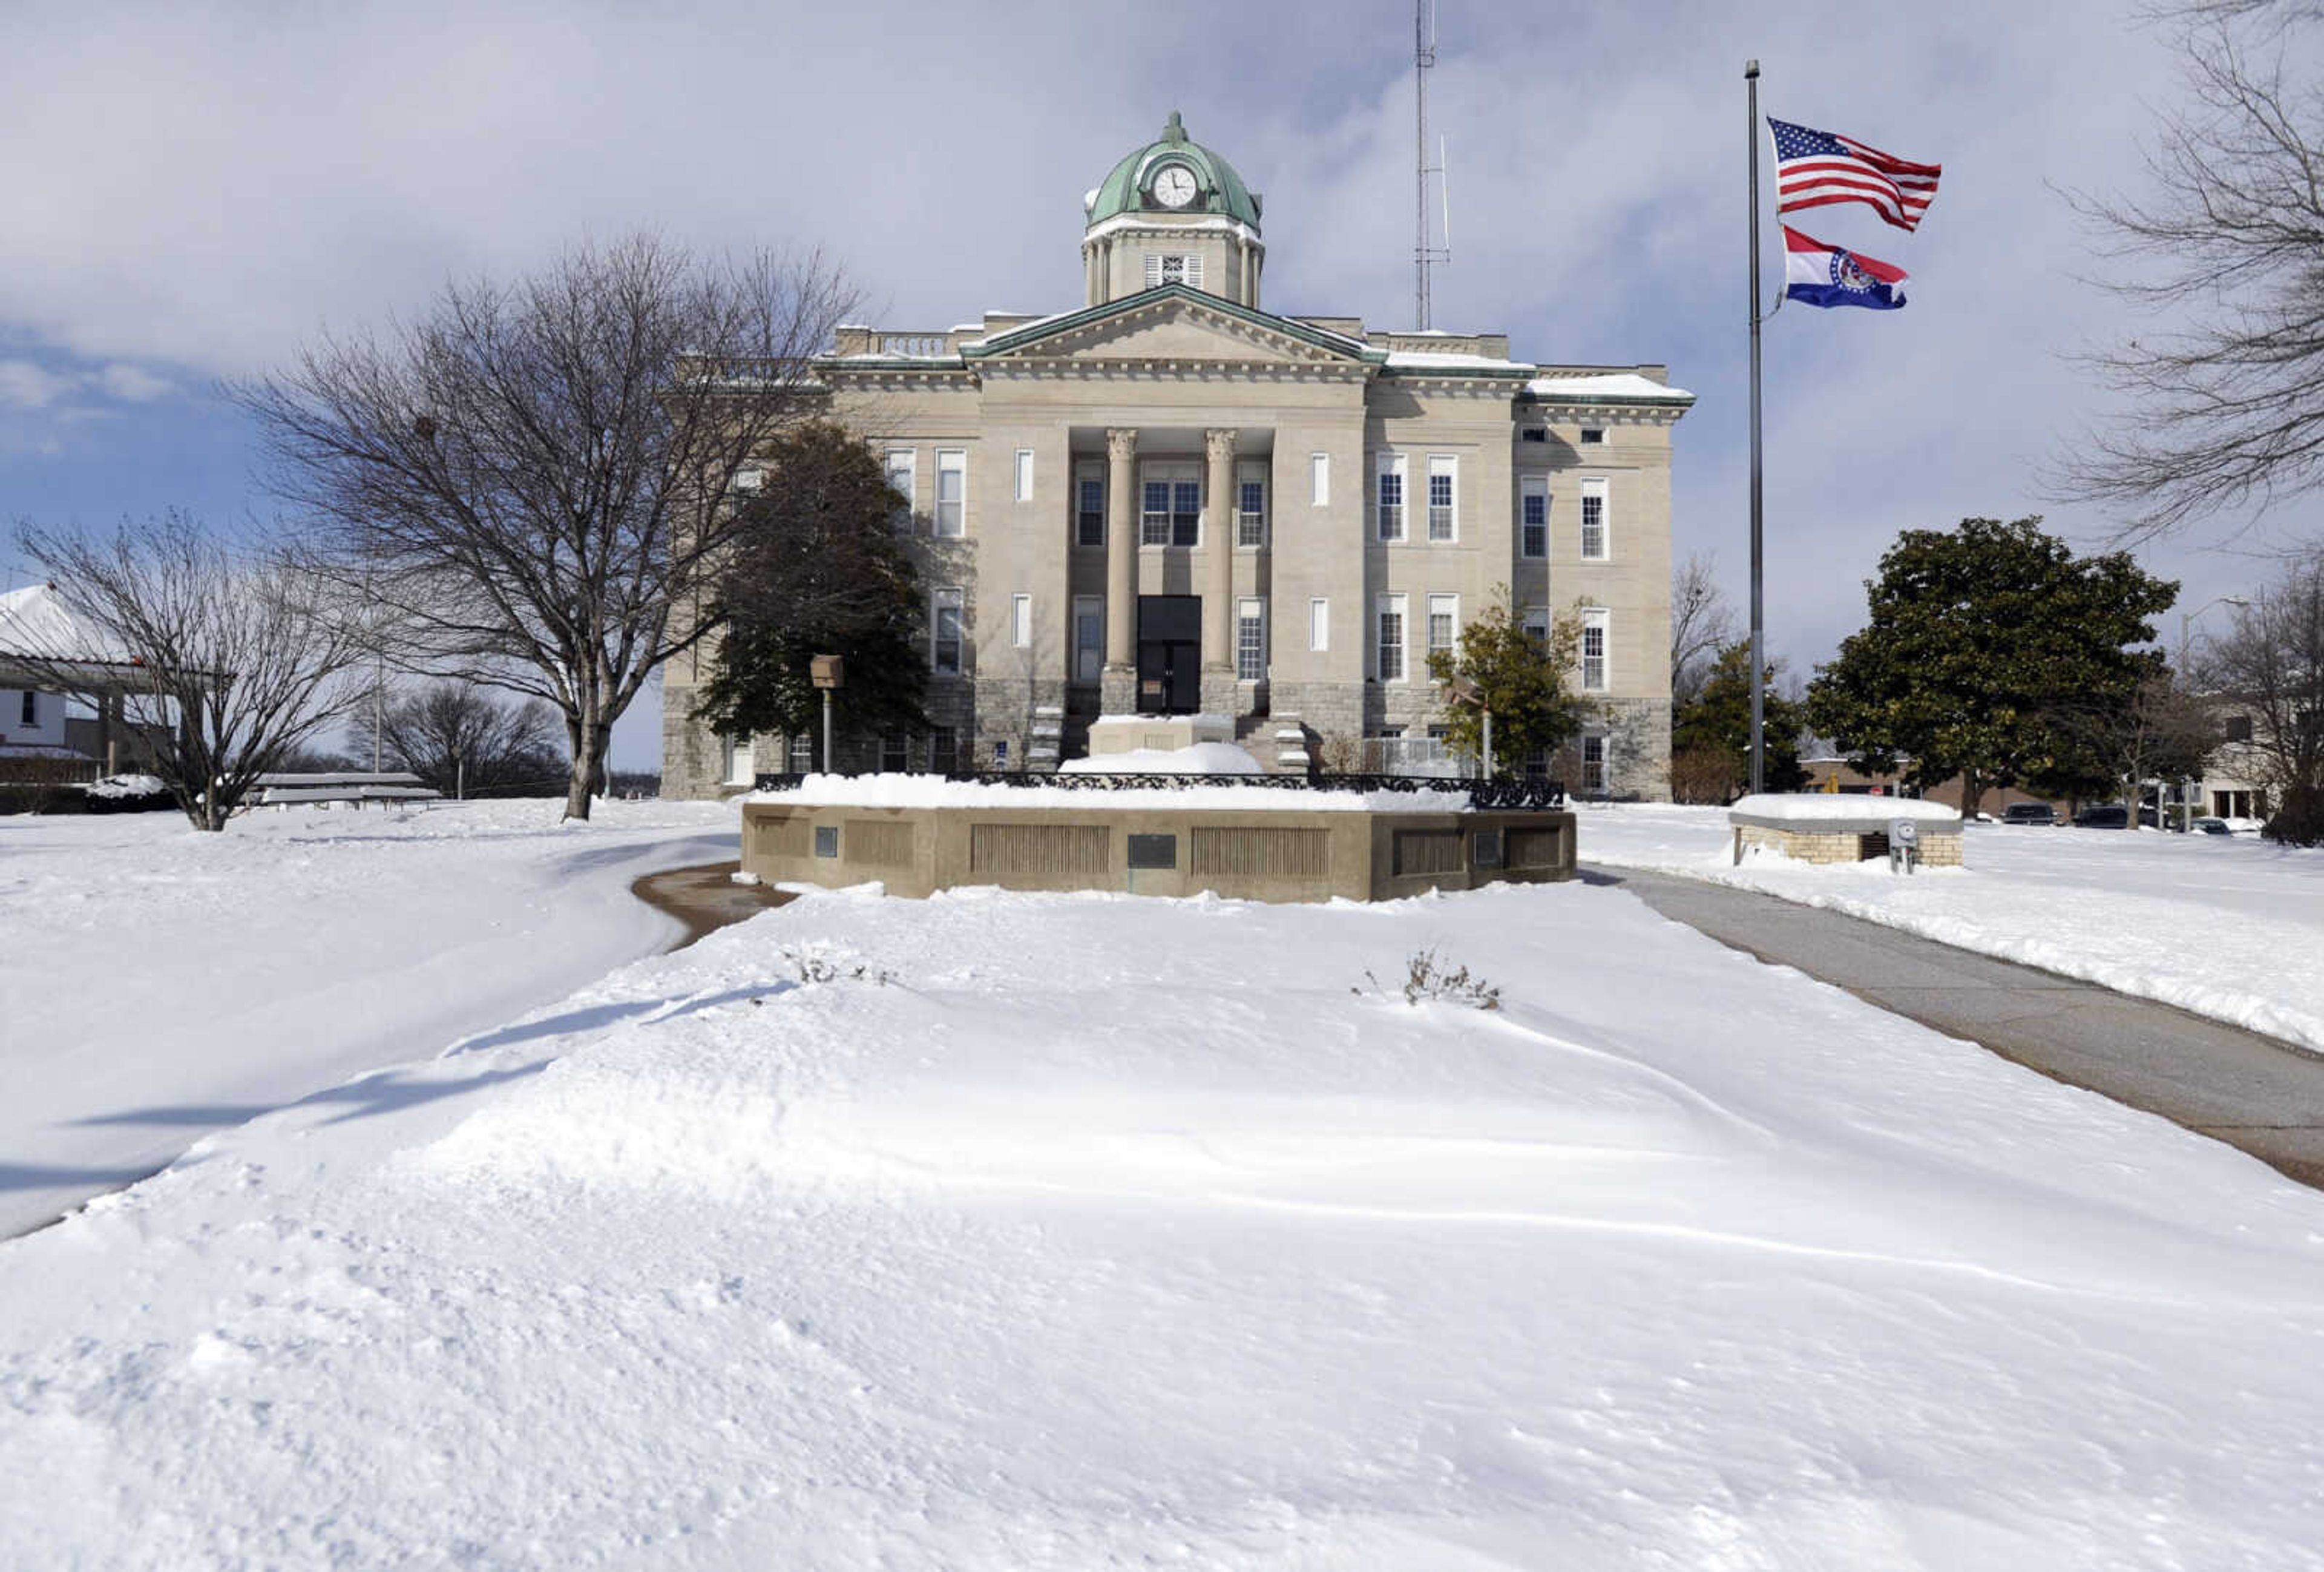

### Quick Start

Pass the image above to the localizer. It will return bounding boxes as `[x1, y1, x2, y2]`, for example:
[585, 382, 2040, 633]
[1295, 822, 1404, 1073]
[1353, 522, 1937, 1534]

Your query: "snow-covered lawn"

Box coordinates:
[0, 798, 739, 1237]
[1581, 803, 2324, 1054]
[4, 880, 2322, 1568]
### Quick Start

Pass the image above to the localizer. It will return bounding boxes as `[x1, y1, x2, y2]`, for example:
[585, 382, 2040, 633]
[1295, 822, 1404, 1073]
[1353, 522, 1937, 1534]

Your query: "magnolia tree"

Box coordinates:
[1424, 590, 1598, 780]
[235, 233, 853, 820]
[12, 512, 372, 830]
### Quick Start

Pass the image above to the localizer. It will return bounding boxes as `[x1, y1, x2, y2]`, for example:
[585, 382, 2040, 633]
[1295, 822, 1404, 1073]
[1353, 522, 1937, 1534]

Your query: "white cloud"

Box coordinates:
[0, 0, 2296, 686]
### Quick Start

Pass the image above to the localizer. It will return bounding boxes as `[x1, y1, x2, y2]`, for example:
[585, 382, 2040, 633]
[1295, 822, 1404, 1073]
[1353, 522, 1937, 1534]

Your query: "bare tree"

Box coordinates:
[2052, 5, 2324, 541]
[234, 232, 853, 820]
[2041, 670, 2223, 824]
[12, 512, 372, 830]
[2202, 553, 2324, 843]
[363, 680, 565, 798]
[1670, 551, 1737, 708]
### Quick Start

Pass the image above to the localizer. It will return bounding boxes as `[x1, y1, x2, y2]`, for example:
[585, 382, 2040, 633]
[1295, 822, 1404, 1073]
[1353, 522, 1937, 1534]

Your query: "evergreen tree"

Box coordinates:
[1805, 517, 2176, 817]
[1425, 590, 1596, 778]
[1672, 640, 1809, 800]
[693, 421, 927, 758]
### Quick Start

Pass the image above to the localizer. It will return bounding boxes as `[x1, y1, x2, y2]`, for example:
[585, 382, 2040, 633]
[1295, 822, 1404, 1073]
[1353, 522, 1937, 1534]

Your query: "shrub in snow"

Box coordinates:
[1357, 947, 1501, 1011]
[778, 944, 894, 987]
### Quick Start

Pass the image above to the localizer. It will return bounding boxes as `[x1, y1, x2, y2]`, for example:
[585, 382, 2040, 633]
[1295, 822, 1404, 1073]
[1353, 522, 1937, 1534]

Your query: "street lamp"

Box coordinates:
[1448, 676, 1492, 779]
[2173, 595, 2250, 830]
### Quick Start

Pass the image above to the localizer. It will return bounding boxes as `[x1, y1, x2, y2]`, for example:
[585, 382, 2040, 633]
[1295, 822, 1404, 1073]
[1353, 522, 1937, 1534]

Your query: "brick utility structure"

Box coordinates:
[1728, 797, 1965, 867]
[666, 112, 1692, 800]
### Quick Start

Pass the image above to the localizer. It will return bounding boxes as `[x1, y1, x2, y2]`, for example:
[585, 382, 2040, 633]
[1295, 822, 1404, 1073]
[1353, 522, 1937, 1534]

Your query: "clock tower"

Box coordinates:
[1080, 111, 1265, 309]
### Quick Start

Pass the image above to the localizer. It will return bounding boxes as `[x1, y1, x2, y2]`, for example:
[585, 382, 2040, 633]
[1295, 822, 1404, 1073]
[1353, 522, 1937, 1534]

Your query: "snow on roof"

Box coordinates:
[1525, 372, 1695, 403]
[752, 771, 1475, 814]
[1383, 350, 1534, 371]
[1060, 742, 1261, 776]
[0, 583, 130, 665]
[1076, 212, 1263, 247]
[1730, 793, 1960, 824]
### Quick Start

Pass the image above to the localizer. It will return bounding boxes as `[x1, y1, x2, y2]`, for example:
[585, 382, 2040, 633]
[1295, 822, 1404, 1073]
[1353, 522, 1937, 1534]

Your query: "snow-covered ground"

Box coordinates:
[5, 879, 2324, 1567]
[1581, 803, 2324, 1054]
[0, 797, 738, 1237]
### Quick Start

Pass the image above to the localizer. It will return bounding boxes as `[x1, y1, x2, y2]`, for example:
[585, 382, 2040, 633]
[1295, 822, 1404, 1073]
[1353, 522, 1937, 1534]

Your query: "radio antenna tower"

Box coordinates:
[1413, 0, 1451, 329]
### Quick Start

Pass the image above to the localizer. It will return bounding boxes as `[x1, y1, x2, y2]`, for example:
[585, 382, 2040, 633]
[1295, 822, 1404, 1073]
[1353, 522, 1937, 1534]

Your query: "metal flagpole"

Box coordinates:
[1745, 59, 1766, 796]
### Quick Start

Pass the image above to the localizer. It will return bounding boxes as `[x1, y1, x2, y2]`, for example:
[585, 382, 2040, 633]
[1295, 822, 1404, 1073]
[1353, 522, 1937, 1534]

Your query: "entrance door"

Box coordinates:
[1136, 595, 1202, 714]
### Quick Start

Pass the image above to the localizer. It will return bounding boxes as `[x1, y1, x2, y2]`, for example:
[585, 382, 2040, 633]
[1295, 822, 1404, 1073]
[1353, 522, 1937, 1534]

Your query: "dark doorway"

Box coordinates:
[1137, 595, 1201, 714]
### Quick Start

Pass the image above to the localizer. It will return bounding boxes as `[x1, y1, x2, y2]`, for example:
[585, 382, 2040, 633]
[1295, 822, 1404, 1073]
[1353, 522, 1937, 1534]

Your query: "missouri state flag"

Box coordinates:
[1783, 226, 1908, 311]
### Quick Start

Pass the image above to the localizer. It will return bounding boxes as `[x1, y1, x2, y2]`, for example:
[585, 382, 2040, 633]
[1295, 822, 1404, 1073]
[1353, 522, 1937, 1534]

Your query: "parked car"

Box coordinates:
[2191, 817, 2234, 836]
[2000, 803, 2058, 826]
[2072, 804, 2131, 829]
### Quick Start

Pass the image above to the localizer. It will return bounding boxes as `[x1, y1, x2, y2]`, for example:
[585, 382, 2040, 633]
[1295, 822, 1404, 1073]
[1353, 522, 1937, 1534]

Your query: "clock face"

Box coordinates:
[1152, 164, 1198, 209]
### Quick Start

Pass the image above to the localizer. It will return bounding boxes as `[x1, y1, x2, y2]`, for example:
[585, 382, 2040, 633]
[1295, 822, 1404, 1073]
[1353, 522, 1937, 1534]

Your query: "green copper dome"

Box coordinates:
[1084, 111, 1262, 231]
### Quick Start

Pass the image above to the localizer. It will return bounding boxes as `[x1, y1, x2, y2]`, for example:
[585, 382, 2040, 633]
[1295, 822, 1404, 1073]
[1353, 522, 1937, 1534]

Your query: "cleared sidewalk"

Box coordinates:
[1593, 864, 2324, 1190]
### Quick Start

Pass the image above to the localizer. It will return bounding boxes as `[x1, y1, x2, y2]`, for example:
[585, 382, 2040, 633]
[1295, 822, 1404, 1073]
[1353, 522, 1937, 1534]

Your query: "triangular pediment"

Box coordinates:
[967, 287, 1375, 369]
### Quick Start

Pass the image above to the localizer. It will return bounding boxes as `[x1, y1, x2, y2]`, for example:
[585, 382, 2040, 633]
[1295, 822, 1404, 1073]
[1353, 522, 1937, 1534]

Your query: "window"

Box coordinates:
[884, 449, 916, 534]
[1376, 453, 1407, 542]
[1144, 252, 1205, 289]
[1521, 426, 1548, 444]
[1236, 599, 1265, 682]
[1237, 463, 1267, 547]
[931, 726, 959, 774]
[1580, 607, 1609, 691]
[1581, 734, 1610, 794]
[1141, 478, 1170, 546]
[1523, 748, 1551, 780]
[1377, 593, 1407, 682]
[789, 734, 813, 773]
[932, 588, 963, 674]
[1074, 595, 1104, 682]
[731, 466, 765, 495]
[1013, 448, 1034, 502]
[1011, 593, 1032, 648]
[1310, 452, 1330, 506]
[1140, 465, 1201, 547]
[724, 734, 755, 786]
[1580, 477, 1608, 560]
[1580, 427, 1606, 446]
[1522, 606, 1549, 648]
[1519, 476, 1548, 559]
[1075, 462, 1105, 548]
[1427, 593, 1457, 660]
[1308, 597, 1330, 652]
[881, 735, 909, 773]
[18, 691, 36, 728]
[935, 449, 966, 538]
[2225, 714, 2254, 743]
[1427, 455, 1457, 542]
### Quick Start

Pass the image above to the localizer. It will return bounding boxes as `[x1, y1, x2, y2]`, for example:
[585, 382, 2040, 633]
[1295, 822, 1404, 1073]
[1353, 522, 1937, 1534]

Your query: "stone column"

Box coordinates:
[1201, 427, 1240, 715]
[1101, 427, 1138, 715]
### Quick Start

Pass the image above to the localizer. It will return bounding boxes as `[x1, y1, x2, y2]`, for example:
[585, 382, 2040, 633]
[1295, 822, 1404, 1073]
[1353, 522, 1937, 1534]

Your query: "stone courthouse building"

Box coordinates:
[665, 114, 1690, 797]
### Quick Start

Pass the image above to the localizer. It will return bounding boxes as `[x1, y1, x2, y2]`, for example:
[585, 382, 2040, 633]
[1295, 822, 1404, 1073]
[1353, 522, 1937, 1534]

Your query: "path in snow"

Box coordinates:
[0, 797, 738, 1237]
[1604, 864, 2324, 1188]
[1578, 803, 2324, 1053]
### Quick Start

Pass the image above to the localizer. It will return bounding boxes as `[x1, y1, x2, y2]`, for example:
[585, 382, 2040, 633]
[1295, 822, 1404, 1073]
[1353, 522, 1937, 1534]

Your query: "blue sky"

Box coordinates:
[4, 0, 2308, 766]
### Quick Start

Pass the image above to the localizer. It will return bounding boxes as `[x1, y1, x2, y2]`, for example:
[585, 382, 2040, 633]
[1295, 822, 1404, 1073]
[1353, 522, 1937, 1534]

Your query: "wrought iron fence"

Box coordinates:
[749, 770, 1566, 811]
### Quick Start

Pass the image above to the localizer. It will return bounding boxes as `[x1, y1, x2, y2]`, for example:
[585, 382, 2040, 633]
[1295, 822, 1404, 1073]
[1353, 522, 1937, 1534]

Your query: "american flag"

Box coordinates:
[1768, 117, 1942, 232]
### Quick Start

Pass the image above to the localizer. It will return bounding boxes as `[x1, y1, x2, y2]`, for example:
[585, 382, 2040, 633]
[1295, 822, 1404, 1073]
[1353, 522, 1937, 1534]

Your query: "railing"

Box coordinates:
[750, 770, 1566, 811]
[677, 354, 806, 386]
[877, 334, 951, 358]
[1361, 736, 1470, 777]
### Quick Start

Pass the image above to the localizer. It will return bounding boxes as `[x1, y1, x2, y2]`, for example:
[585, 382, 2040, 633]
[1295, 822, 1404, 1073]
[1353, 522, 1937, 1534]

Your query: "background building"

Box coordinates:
[665, 114, 1690, 797]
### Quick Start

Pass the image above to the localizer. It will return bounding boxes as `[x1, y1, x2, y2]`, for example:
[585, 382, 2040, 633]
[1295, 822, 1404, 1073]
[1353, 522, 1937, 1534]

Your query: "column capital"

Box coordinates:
[1204, 427, 1239, 461]
[1106, 428, 1139, 460]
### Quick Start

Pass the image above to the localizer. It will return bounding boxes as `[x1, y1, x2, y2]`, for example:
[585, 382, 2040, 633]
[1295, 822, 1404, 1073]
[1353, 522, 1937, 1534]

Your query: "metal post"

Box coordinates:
[1482, 708, 1493, 781]
[1746, 58, 1767, 797]
[821, 688, 834, 775]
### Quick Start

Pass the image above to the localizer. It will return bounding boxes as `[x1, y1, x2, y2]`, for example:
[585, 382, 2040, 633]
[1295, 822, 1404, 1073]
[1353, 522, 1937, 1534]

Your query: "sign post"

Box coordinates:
[810, 654, 845, 775]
